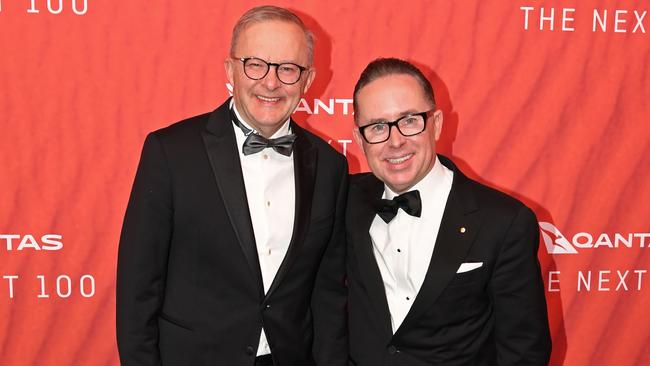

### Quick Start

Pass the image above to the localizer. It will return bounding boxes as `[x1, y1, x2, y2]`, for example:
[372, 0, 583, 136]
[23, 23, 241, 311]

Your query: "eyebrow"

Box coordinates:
[365, 109, 421, 125]
[244, 56, 302, 65]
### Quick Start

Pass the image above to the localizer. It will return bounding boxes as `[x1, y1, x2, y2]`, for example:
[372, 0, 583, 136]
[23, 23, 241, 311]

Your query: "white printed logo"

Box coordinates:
[1, 234, 63, 251]
[539, 222, 578, 254]
[539, 222, 650, 255]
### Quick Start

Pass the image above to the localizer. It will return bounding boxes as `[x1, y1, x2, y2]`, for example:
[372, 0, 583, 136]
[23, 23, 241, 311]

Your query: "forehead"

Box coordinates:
[356, 74, 430, 121]
[234, 20, 308, 63]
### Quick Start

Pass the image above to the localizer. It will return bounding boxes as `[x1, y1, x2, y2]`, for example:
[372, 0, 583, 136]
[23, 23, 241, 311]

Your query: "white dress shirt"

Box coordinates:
[369, 156, 453, 333]
[232, 104, 295, 356]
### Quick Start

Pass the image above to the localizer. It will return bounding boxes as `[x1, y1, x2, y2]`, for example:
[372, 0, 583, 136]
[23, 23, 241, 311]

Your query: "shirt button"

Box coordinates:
[397, 248, 401, 253]
[263, 154, 269, 160]
[266, 201, 271, 207]
[245, 345, 255, 355]
[387, 345, 398, 355]
[406, 297, 410, 301]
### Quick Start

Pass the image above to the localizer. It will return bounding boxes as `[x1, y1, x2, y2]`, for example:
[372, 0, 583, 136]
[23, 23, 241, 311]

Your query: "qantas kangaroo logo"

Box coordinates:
[539, 222, 578, 254]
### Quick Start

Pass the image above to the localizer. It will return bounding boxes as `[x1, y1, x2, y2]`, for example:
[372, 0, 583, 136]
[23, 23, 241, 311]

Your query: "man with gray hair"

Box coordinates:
[117, 6, 348, 366]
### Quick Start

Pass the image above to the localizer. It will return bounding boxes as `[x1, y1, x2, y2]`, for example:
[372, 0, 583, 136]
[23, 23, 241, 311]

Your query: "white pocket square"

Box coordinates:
[456, 262, 483, 273]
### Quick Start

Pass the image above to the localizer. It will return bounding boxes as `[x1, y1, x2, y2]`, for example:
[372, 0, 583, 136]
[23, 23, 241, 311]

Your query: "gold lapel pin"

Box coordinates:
[460, 227, 466, 233]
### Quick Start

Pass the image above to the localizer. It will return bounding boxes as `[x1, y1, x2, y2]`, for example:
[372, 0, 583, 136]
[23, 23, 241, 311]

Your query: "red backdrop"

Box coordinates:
[1, 1, 648, 365]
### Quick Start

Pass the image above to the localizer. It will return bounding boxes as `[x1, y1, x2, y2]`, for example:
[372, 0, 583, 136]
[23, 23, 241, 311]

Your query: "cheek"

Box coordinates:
[365, 147, 386, 169]
[232, 78, 250, 96]
[416, 143, 436, 169]
[286, 85, 303, 99]
[414, 135, 435, 155]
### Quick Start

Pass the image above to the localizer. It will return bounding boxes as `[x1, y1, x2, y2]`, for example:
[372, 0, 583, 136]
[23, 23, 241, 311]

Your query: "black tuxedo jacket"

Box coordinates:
[117, 99, 348, 366]
[346, 156, 551, 366]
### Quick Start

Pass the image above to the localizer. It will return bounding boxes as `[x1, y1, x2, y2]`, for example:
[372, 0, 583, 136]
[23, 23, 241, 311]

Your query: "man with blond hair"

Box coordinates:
[117, 6, 348, 366]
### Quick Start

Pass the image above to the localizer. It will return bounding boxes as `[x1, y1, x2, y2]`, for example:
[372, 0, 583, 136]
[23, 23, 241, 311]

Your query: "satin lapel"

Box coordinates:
[350, 174, 393, 337]
[394, 158, 481, 336]
[265, 122, 317, 299]
[201, 101, 263, 296]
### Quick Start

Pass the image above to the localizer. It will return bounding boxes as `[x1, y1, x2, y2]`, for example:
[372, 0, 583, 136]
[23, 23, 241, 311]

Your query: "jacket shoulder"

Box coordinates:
[297, 125, 347, 166]
[350, 172, 376, 186]
[150, 99, 230, 142]
[150, 112, 211, 140]
[464, 175, 534, 219]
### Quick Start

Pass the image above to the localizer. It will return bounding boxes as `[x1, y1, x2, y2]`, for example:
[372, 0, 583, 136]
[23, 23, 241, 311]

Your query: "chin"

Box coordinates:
[258, 110, 288, 122]
[384, 177, 414, 192]
[247, 114, 276, 126]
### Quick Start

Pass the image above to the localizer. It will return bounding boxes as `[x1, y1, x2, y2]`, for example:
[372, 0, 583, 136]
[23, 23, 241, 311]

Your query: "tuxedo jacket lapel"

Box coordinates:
[395, 157, 481, 336]
[265, 123, 317, 299]
[201, 101, 264, 296]
[350, 174, 393, 337]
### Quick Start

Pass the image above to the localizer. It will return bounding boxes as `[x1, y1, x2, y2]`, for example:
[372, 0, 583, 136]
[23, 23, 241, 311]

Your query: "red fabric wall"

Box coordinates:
[1, 1, 648, 365]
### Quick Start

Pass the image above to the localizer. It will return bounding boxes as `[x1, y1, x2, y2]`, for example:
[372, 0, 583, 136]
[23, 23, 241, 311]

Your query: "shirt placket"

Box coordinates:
[387, 213, 412, 328]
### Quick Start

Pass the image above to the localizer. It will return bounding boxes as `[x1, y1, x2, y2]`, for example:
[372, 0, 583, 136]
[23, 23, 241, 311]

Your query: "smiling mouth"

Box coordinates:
[386, 154, 413, 164]
[256, 95, 281, 103]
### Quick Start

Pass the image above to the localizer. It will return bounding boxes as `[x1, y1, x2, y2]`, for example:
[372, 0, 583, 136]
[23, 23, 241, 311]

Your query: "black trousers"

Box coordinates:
[255, 354, 274, 366]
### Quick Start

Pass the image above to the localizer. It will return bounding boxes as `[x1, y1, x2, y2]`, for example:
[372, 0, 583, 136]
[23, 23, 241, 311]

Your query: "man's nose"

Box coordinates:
[261, 66, 281, 89]
[386, 125, 406, 147]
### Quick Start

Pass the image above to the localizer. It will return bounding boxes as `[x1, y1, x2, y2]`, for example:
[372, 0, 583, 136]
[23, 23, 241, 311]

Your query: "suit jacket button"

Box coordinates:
[387, 345, 398, 355]
[245, 345, 255, 355]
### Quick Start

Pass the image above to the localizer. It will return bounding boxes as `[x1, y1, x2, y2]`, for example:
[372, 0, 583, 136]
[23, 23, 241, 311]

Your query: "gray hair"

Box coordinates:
[230, 5, 315, 65]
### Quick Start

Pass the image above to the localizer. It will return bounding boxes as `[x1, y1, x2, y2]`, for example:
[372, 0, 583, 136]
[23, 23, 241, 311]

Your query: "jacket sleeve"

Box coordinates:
[311, 157, 349, 366]
[490, 205, 552, 365]
[116, 132, 173, 366]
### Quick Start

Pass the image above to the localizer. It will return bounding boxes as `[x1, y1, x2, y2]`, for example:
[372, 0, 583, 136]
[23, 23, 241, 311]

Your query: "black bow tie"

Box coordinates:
[375, 190, 422, 223]
[230, 109, 296, 157]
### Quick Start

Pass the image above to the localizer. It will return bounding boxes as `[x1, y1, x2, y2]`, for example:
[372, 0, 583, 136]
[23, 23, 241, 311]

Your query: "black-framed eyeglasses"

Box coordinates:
[235, 57, 308, 85]
[358, 109, 434, 144]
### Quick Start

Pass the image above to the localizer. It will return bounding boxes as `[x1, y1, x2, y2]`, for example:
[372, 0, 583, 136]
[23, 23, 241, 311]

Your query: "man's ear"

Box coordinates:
[301, 68, 316, 95]
[352, 127, 366, 156]
[432, 110, 444, 141]
[225, 58, 235, 86]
